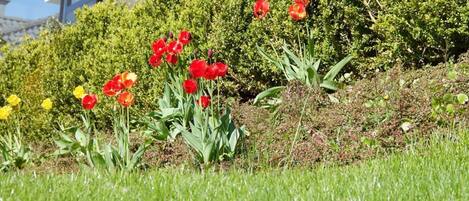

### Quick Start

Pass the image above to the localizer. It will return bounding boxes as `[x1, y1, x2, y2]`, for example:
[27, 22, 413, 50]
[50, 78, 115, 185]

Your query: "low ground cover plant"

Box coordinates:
[234, 58, 469, 168]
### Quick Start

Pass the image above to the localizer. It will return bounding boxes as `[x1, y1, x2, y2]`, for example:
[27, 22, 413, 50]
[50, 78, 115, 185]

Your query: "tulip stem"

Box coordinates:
[217, 79, 220, 114]
[285, 90, 311, 170]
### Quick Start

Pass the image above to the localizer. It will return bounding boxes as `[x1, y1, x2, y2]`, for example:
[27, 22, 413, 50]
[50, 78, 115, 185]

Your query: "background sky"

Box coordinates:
[5, 0, 59, 20]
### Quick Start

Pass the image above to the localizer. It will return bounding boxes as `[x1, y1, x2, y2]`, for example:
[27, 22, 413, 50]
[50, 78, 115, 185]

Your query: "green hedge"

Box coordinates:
[0, 0, 468, 138]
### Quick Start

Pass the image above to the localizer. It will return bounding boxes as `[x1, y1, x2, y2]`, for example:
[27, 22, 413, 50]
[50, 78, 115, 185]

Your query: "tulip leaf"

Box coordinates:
[75, 129, 88, 147]
[324, 55, 353, 82]
[253, 86, 286, 105]
[320, 80, 339, 91]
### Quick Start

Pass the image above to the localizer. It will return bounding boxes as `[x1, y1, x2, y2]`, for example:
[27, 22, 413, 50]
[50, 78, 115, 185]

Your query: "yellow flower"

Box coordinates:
[73, 86, 86, 99]
[0, 105, 12, 120]
[41, 98, 53, 111]
[6, 95, 21, 106]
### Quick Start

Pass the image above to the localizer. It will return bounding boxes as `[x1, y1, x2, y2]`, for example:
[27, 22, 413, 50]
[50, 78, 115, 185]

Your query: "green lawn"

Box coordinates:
[1, 129, 469, 201]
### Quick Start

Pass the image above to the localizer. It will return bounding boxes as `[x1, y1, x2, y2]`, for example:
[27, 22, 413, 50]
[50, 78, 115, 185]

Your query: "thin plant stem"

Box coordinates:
[217, 79, 221, 114]
[126, 107, 130, 165]
[285, 90, 312, 170]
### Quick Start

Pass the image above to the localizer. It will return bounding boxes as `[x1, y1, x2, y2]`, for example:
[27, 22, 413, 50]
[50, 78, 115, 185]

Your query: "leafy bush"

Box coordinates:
[308, 0, 469, 73]
[372, 0, 469, 68]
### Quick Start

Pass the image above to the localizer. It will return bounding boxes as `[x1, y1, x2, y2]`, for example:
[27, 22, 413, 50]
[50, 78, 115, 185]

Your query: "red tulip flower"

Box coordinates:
[197, 96, 211, 108]
[178, 31, 191, 45]
[183, 79, 198, 94]
[117, 91, 134, 107]
[204, 65, 218, 80]
[212, 62, 228, 77]
[82, 94, 98, 110]
[253, 0, 269, 19]
[121, 72, 137, 89]
[289, 3, 307, 21]
[166, 53, 178, 64]
[112, 73, 122, 82]
[152, 38, 167, 55]
[103, 79, 124, 97]
[149, 54, 163, 68]
[294, 0, 309, 5]
[189, 59, 208, 79]
[167, 40, 183, 55]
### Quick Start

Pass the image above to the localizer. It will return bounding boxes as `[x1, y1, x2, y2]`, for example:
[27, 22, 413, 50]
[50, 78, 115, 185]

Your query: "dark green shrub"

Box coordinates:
[309, 0, 469, 74]
[372, 0, 469, 68]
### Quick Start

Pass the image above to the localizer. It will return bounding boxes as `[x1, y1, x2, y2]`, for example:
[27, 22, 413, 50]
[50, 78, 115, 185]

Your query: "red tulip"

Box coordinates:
[167, 40, 183, 55]
[294, 0, 309, 4]
[152, 38, 167, 55]
[204, 65, 218, 80]
[166, 53, 178, 64]
[253, 0, 269, 19]
[121, 72, 137, 89]
[183, 79, 198, 94]
[117, 91, 134, 107]
[197, 96, 211, 108]
[189, 59, 208, 79]
[289, 3, 307, 21]
[112, 73, 122, 82]
[103, 79, 124, 97]
[178, 31, 191, 45]
[212, 62, 228, 77]
[149, 54, 163, 68]
[82, 94, 98, 110]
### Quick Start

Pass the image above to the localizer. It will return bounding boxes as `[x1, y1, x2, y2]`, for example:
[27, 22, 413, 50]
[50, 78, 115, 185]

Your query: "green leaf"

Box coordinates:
[179, 124, 203, 154]
[457, 94, 468, 105]
[129, 143, 148, 170]
[320, 80, 339, 91]
[257, 45, 279, 65]
[324, 55, 353, 81]
[103, 144, 115, 170]
[282, 43, 305, 72]
[91, 152, 106, 168]
[312, 59, 321, 72]
[253, 86, 286, 105]
[229, 127, 244, 153]
[74, 129, 88, 147]
[306, 64, 319, 87]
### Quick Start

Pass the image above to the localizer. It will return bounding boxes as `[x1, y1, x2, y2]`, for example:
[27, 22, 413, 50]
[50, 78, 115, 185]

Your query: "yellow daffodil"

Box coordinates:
[0, 105, 13, 120]
[73, 86, 86, 99]
[6, 95, 21, 106]
[41, 98, 53, 110]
